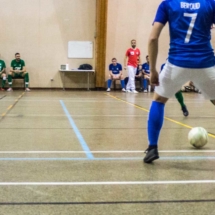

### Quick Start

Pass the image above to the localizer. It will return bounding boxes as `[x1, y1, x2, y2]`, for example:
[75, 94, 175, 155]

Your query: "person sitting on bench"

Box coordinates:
[7, 53, 30, 92]
[106, 58, 125, 92]
[0, 57, 7, 91]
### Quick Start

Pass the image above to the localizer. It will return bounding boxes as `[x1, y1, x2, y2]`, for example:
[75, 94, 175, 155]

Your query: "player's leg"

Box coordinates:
[137, 77, 143, 92]
[107, 75, 113, 92]
[124, 77, 129, 88]
[144, 93, 168, 163]
[7, 72, 14, 91]
[1, 73, 6, 90]
[119, 74, 125, 91]
[175, 91, 189, 116]
[143, 75, 149, 92]
[191, 67, 215, 106]
[144, 61, 189, 163]
[22, 72, 30, 91]
[129, 67, 138, 93]
[126, 66, 132, 92]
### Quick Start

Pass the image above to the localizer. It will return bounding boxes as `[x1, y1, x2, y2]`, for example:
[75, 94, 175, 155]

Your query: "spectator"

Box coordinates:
[124, 39, 141, 93]
[0, 57, 6, 91]
[106, 58, 125, 92]
[142, 55, 154, 92]
[7, 53, 30, 92]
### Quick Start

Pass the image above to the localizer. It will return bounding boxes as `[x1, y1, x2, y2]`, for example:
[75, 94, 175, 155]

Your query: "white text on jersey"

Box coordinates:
[181, 2, 200, 10]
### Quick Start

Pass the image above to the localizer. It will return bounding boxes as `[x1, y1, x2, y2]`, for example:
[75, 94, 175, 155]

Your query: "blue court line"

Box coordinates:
[1, 156, 215, 161]
[60, 100, 94, 159]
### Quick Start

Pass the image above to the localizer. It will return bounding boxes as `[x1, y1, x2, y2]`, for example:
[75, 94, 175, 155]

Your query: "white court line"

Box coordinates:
[0, 150, 215, 154]
[0, 180, 215, 186]
[6, 114, 145, 117]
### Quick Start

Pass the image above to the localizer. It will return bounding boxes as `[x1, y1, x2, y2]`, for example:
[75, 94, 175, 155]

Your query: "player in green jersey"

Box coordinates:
[0, 58, 7, 91]
[7, 53, 30, 92]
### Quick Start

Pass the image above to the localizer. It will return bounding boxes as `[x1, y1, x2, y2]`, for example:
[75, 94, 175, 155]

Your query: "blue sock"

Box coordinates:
[107, 79, 112, 88]
[143, 79, 147, 90]
[120, 80, 125, 88]
[148, 101, 165, 147]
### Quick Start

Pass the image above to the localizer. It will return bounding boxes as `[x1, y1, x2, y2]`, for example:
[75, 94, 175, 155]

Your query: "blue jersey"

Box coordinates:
[154, 0, 215, 68]
[142, 63, 150, 74]
[109, 63, 122, 74]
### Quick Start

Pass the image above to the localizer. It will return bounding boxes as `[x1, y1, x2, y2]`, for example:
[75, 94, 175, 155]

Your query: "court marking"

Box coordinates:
[60, 100, 94, 159]
[1, 92, 25, 118]
[0, 156, 215, 161]
[105, 94, 215, 138]
[0, 95, 6, 100]
[1, 180, 215, 185]
[0, 150, 215, 154]
[0, 199, 215, 205]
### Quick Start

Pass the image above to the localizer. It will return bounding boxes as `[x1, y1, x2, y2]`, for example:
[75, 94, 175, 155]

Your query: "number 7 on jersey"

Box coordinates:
[184, 13, 198, 43]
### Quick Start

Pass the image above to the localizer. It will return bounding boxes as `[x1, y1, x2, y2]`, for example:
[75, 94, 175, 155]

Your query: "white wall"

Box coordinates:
[0, 0, 96, 88]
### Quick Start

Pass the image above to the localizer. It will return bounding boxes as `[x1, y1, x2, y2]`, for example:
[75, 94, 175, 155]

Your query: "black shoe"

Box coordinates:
[182, 105, 189, 117]
[143, 148, 159, 163]
[139, 88, 143, 92]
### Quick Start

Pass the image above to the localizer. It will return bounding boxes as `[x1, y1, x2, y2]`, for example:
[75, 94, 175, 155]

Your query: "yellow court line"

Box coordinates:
[7, 105, 13, 110]
[105, 93, 215, 139]
[0, 92, 25, 119]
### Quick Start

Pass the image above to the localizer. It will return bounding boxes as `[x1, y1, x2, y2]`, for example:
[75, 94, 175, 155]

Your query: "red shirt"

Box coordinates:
[126, 48, 140, 67]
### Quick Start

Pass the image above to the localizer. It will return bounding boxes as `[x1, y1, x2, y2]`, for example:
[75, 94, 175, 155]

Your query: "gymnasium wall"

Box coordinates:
[0, 0, 96, 88]
[106, 0, 215, 80]
[106, 0, 169, 80]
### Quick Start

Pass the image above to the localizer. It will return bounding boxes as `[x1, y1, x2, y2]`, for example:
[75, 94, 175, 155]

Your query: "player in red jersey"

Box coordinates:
[124, 39, 141, 93]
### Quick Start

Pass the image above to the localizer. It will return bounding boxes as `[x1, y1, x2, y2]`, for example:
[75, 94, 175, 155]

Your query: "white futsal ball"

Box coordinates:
[188, 127, 208, 148]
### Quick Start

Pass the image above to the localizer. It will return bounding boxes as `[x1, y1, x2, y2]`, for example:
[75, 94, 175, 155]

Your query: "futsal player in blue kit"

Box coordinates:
[142, 55, 151, 92]
[144, 0, 215, 163]
[106, 58, 126, 92]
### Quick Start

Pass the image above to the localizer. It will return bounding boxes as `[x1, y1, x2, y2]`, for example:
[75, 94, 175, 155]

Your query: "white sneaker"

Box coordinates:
[7, 88, 13, 92]
[131, 90, 138, 93]
[122, 88, 126, 92]
[106, 88, 111, 92]
[144, 89, 148, 93]
[126, 89, 131, 93]
[25, 88, 31, 92]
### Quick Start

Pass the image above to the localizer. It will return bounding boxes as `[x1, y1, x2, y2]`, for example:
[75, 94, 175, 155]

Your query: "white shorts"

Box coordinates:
[155, 61, 215, 100]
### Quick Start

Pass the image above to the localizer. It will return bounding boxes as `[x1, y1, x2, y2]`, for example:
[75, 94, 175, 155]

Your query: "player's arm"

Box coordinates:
[1, 68, 5, 74]
[10, 67, 15, 73]
[142, 70, 147, 75]
[10, 61, 17, 73]
[21, 66, 26, 73]
[148, 22, 165, 85]
[108, 64, 113, 77]
[109, 70, 113, 77]
[20, 60, 26, 72]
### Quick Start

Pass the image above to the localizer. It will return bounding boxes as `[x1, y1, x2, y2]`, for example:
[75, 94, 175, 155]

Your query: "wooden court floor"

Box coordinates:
[0, 90, 214, 215]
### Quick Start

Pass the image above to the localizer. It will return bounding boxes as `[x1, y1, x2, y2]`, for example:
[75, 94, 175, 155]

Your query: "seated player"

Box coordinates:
[161, 63, 189, 116]
[107, 58, 125, 92]
[142, 55, 154, 92]
[0, 57, 7, 91]
[7, 53, 30, 92]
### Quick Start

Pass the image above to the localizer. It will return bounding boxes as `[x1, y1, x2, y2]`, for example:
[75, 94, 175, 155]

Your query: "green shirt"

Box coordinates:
[11, 59, 25, 70]
[0, 60, 6, 72]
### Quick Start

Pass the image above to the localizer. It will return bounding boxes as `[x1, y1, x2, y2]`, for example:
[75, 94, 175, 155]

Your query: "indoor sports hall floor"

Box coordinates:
[0, 90, 214, 215]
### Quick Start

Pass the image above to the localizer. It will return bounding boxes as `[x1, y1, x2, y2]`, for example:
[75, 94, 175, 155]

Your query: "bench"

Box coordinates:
[0, 77, 25, 88]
